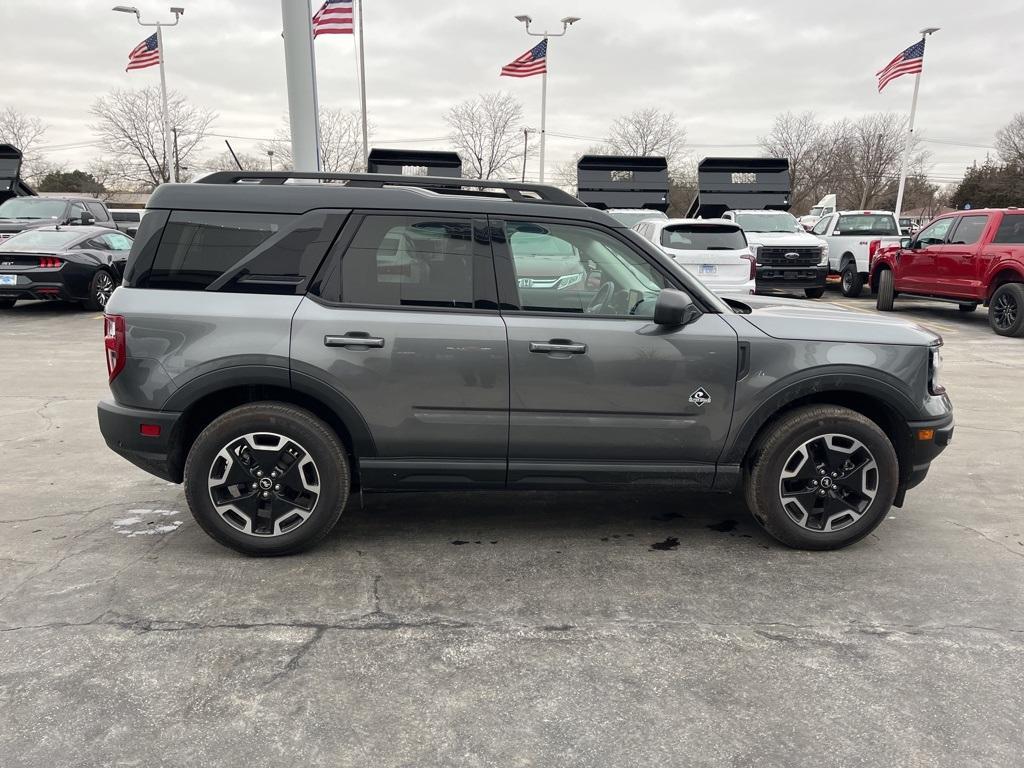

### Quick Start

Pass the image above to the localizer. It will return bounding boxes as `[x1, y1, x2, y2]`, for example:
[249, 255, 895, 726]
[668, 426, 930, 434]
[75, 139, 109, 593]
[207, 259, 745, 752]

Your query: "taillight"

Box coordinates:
[104, 314, 126, 382]
[741, 253, 756, 280]
[39, 256, 63, 268]
[868, 240, 881, 269]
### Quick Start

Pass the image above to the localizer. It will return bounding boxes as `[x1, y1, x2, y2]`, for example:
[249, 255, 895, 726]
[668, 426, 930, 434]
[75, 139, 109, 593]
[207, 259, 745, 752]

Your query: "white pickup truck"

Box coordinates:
[810, 210, 902, 297]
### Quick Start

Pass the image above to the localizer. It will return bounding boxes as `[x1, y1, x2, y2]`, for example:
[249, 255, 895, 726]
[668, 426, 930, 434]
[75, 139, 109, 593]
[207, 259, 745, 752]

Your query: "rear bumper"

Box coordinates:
[708, 278, 756, 295]
[755, 265, 828, 291]
[0, 271, 85, 302]
[97, 398, 184, 483]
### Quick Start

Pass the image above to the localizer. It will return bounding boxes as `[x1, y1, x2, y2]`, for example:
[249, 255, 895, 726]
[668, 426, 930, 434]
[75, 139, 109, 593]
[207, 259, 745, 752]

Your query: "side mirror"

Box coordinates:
[80, 212, 95, 225]
[653, 289, 701, 327]
[900, 237, 912, 249]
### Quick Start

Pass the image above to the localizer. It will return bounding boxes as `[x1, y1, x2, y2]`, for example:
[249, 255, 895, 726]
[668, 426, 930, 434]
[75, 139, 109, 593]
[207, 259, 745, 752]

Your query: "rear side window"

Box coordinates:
[661, 224, 746, 251]
[142, 211, 292, 290]
[992, 214, 1024, 244]
[835, 214, 899, 236]
[331, 215, 476, 308]
[949, 215, 989, 245]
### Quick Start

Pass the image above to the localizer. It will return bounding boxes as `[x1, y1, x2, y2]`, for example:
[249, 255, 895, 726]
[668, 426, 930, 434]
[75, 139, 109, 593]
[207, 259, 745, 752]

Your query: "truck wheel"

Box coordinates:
[183, 402, 350, 556]
[989, 283, 1024, 337]
[840, 264, 864, 298]
[804, 287, 825, 299]
[744, 405, 898, 550]
[875, 269, 895, 311]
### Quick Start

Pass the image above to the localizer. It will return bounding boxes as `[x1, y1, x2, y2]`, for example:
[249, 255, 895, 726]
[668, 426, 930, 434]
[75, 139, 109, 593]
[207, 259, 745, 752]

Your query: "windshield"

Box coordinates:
[0, 198, 66, 220]
[0, 229, 82, 252]
[608, 210, 668, 228]
[836, 214, 899, 236]
[661, 224, 747, 251]
[735, 212, 801, 233]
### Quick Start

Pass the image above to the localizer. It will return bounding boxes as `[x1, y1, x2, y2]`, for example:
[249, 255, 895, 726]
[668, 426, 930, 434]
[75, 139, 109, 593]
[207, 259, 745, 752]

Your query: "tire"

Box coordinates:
[0, 299, 15, 310]
[744, 405, 898, 550]
[804, 287, 825, 299]
[988, 283, 1024, 337]
[183, 402, 350, 556]
[957, 303, 977, 313]
[840, 264, 864, 298]
[83, 269, 117, 311]
[875, 268, 895, 311]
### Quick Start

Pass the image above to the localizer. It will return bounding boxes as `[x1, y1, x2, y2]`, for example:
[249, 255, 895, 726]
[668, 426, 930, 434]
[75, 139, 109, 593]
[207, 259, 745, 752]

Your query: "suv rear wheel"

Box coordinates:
[745, 405, 898, 550]
[989, 283, 1024, 337]
[183, 402, 350, 556]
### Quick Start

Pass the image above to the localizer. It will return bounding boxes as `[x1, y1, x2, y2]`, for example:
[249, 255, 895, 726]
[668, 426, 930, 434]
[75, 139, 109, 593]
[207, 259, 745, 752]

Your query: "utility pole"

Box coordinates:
[171, 127, 181, 180]
[521, 128, 530, 182]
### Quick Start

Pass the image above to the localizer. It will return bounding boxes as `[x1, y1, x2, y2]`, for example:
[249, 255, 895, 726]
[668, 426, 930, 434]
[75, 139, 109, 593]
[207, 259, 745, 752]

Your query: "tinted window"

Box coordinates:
[993, 214, 1024, 244]
[86, 202, 109, 221]
[144, 211, 292, 290]
[835, 214, 899, 236]
[916, 218, 954, 247]
[507, 221, 668, 317]
[336, 215, 475, 308]
[662, 224, 746, 251]
[949, 215, 989, 245]
[112, 211, 140, 223]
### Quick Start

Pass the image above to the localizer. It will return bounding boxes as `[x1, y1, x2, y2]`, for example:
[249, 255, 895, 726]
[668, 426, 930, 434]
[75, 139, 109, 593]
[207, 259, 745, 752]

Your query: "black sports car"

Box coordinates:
[0, 226, 133, 310]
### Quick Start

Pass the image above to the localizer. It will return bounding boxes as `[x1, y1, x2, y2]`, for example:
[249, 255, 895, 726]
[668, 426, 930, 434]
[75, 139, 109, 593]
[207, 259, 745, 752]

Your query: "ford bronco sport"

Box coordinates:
[97, 172, 953, 556]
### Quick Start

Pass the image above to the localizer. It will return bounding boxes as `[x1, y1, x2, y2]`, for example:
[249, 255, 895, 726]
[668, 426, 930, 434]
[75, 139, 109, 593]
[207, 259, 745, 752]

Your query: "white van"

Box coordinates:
[798, 194, 837, 231]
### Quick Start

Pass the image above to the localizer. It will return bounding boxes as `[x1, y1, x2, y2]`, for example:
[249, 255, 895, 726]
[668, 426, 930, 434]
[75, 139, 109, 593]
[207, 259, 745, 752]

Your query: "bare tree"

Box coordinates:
[444, 92, 525, 179]
[837, 113, 927, 209]
[759, 111, 847, 213]
[202, 149, 265, 172]
[261, 108, 367, 173]
[606, 108, 686, 168]
[0, 107, 49, 181]
[90, 87, 216, 189]
[995, 112, 1024, 166]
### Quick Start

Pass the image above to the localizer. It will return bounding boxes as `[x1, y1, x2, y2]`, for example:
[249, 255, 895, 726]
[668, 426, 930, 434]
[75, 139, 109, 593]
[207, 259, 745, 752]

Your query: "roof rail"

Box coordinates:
[194, 171, 586, 207]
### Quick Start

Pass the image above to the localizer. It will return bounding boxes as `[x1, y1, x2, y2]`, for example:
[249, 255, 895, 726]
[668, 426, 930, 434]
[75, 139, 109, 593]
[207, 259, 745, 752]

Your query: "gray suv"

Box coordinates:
[97, 172, 953, 556]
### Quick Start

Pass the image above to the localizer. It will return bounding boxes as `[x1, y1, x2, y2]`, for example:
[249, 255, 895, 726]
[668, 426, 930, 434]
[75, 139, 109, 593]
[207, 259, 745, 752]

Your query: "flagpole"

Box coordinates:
[539, 37, 548, 183]
[356, 0, 369, 169]
[893, 27, 938, 218]
[156, 25, 175, 183]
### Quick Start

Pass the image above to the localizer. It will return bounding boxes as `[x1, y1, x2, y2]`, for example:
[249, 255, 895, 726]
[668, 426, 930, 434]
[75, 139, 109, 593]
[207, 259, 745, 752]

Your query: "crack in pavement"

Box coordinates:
[946, 520, 1024, 559]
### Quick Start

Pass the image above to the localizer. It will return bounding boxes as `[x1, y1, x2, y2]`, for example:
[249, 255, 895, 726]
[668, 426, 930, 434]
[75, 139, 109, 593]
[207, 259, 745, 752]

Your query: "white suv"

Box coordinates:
[633, 218, 755, 295]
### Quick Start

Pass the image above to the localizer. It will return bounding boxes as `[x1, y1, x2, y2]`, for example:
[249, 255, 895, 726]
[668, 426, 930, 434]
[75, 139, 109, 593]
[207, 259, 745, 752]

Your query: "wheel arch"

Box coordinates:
[985, 266, 1024, 303]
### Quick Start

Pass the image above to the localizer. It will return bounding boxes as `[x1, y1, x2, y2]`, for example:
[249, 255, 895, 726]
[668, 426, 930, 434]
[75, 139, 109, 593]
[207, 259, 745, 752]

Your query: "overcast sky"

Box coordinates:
[2, 0, 1020, 186]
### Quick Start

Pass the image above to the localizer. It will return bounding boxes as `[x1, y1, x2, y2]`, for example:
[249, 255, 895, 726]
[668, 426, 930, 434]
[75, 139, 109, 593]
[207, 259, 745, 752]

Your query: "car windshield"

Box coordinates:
[608, 210, 668, 228]
[836, 214, 899, 236]
[0, 198, 66, 220]
[735, 212, 801, 233]
[661, 224, 746, 251]
[0, 229, 81, 252]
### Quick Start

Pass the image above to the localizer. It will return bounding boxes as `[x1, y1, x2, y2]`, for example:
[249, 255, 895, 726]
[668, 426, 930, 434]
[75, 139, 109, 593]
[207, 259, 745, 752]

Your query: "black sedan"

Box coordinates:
[0, 226, 133, 311]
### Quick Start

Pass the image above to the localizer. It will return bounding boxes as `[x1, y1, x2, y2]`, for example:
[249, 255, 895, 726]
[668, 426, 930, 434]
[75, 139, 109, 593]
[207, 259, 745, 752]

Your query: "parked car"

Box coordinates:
[872, 208, 1024, 336]
[633, 218, 755, 295]
[811, 210, 902, 297]
[605, 209, 668, 228]
[97, 172, 952, 556]
[0, 195, 116, 240]
[722, 209, 829, 298]
[109, 208, 146, 237]
[0, 226, 133, 310]
[798, 194, 836, 231]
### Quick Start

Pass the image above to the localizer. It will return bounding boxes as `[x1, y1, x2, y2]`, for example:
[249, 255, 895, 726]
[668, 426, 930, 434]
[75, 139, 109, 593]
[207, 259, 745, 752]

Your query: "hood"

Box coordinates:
[724, 293, 939, 346]
[744, 230, 824, 247]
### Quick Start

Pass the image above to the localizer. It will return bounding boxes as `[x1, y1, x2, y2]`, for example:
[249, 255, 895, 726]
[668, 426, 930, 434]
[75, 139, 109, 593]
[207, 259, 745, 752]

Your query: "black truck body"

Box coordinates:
[576, 155, 669, 212]
[366, 149, 462, 178]
[685, 157, 791, 219]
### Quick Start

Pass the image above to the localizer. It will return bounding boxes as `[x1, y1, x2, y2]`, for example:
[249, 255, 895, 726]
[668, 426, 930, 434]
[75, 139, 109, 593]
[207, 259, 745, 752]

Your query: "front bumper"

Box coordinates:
[98, 398, 184, 483]
[755, 265, 828, 291]
[895, 412, 954, 505]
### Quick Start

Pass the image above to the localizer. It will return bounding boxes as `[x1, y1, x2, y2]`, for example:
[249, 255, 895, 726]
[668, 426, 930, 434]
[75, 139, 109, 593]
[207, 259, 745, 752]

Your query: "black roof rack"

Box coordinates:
[195, 171, 585, 207]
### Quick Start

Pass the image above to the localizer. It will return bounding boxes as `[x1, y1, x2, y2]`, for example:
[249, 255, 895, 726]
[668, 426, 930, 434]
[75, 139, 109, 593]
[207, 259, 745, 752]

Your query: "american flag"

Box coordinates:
[126, 33, 160, 71]
[501, 39, 547, 78]
[876, 39, 925, 92]
[313, 0, 354, 37]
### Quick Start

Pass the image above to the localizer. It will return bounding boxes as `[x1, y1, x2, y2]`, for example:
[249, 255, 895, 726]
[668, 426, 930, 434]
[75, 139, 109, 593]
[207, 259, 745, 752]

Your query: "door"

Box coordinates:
[291, 213, 509, 489]
[493, 217, 739, 488]
[898, 216, 954, 293]
[939, 214, 990, 298]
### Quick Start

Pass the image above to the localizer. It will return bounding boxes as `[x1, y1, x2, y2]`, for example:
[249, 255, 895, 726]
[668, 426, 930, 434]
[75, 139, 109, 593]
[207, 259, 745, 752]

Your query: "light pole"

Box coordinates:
[513, 14, 580, 183]
[894, 26, 939, 218]
[267, 149, 275, 171]
[113, 6, 184, 184]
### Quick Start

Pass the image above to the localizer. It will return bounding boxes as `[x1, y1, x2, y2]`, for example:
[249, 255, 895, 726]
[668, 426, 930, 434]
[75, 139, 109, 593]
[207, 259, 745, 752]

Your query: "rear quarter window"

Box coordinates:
[993, 214, 1024, 244]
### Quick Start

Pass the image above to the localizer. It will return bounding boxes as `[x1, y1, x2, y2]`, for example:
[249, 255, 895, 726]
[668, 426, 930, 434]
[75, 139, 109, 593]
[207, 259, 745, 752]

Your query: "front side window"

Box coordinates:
[993, 214, 1024, 244]
[835, 214, 899, 236]
[949, 215, 990, 245]
[661, 224, 746, 251]
[336, 215, 475, 308]
[811, 216, 832, 236]
[86, 202, 109, 221]
[506, 221, 668, 317]
[916, 218, 954, 247]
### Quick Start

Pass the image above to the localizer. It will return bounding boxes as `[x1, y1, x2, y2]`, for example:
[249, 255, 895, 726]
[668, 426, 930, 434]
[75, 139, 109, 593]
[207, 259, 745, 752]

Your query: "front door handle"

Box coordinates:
[529, 340, 587, 354]
[324, 333, 385, 349]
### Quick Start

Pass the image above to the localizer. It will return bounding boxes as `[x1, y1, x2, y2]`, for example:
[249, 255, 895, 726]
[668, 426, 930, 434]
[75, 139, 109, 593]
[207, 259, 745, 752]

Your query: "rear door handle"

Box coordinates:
[324, 333, 385, 349]
[529, 340, 587, 354]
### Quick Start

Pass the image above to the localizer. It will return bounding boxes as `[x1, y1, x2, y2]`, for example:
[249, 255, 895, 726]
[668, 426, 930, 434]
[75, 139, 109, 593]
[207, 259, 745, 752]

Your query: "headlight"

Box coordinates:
[928, 343, 945, 395]
[555, 272, 584, 290]
[818, 243, 829, 266]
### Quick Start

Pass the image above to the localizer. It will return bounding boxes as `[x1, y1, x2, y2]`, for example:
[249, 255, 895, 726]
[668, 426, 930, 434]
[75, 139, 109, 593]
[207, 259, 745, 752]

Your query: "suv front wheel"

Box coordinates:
[183, 402, 350, 556]
[745, 405, 898, 550]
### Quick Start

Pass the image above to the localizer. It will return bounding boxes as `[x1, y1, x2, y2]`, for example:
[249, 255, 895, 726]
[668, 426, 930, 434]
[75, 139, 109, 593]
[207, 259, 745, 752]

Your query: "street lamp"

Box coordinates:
[513, 13, 581, 183]
[112, 5, 184, 183]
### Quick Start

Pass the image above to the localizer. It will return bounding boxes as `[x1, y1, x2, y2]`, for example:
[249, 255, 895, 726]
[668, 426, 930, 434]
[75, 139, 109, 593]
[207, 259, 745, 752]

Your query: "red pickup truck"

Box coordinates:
[871, 208, 1024, 336]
